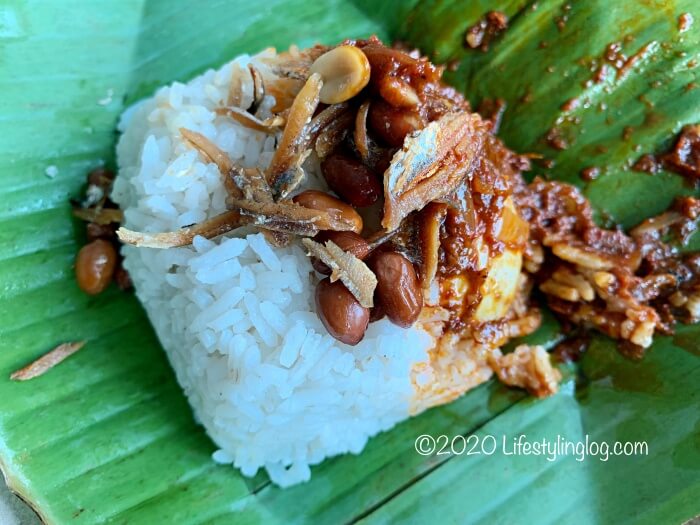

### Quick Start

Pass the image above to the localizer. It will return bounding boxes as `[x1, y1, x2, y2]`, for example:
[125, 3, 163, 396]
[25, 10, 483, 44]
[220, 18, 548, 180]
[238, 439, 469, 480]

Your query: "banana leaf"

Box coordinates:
[0, 1, 698, 523]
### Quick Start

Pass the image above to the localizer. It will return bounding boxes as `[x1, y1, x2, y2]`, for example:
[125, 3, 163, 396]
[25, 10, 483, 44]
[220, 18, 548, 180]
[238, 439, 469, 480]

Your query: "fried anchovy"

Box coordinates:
[354, 100, 371, 163]
[248, 64, 266, 114]
[11, 341, 86, 381]
[228, 198, 357, 236]
[180, 128, 244, 201]
[382, 112, 486, 231]
[117, 211, 250, 248]
[216, 107, 284, 133]
[266, 73, 323, 199]
[302, 238, 377, 307]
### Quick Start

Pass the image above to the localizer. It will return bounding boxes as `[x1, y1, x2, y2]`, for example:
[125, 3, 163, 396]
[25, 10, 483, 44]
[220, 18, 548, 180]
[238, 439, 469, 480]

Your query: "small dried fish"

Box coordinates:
[266, 77, 306, 113]
[11, 341, 86, 381]
[248, 65, 266, 114]
[228, 198, 356, 235]
[230, 166, 274, 204]
[72, 207, 123, 225]
[354, 100, 371, 162]
[180, 127, 232, 173]
[315, 110, 354, 159]
[273, 147, 312, 204]
[263, 229, 293, 248]
[227, 62, 247, 108]
[384, 212, 423, 265]
[365, 228, 398, 250]
[117, 210, 249, 248]
[175, 128, 341, 246]
[180, 128, 242, 199]
[382, 112, 486, 231]
[267, 73, 323, 199]
[227, 166, 292, 247]
[302, 238, 377, 307]
[308, 102, 350, 138]
[418, 202, 448, 294]
[216, 107, 285, 133]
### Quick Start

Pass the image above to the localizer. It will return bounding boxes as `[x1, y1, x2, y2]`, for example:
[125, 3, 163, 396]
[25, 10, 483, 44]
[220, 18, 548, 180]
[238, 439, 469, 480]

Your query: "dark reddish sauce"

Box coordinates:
[662, 125, 700, 181]
[433, 134, 526, 329]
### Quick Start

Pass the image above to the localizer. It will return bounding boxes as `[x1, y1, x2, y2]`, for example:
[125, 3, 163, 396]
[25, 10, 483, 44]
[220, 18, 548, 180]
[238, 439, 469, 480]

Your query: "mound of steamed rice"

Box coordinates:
[111, 49, 436, 486]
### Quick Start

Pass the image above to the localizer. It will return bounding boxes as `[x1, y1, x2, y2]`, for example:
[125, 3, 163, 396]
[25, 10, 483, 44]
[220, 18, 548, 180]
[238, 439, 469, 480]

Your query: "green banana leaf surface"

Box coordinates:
[0, 0, 699, 523]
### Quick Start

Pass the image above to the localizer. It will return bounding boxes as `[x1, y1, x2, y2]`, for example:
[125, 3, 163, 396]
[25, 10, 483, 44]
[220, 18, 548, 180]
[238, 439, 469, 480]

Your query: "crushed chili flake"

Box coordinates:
[679, 13, 694, 33]
[561, 97, 580, 112]
[603, 41, 658, 81]
[632, 154, 661, 174]
[592, 65, 607, 84]
[580, 167, 600, 181]
[546, 127, 569, 150]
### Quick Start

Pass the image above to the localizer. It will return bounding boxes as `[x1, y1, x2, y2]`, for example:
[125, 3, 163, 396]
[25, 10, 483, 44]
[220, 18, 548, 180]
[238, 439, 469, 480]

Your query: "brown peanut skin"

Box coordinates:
[370, 251, 422, 327]
[315, 278, 369, 345]
[114, 265, 133, 291]
[321, 153, 382, 207]
[86, 222, 116, 241]
[75, 239, 117, 295]
[292, 190, 363, 233]
[312, 231, 372, 275]
[367, 99, 423, 147]
[369, 301, 386, 323]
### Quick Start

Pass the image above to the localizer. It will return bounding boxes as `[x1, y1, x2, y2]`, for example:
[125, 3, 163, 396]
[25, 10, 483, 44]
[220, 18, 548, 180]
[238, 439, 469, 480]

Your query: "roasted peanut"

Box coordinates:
[369, 301, 386, 323]
[321, 153, 382, 207]
[292, 190, 363, 233]
[378, 77, 420, 108]
[312, 231, 372, 274]
[370, 250, 422, 327]
[310, 45, 371, 104]
[315, 278, 369, 345]
[368, 99, 423, 147]
[75, 239, 117, 295]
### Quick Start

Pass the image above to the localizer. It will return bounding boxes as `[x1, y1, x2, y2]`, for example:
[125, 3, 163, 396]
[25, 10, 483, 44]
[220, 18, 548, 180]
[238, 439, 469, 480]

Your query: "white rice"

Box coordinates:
[112, 50, 435, 487]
